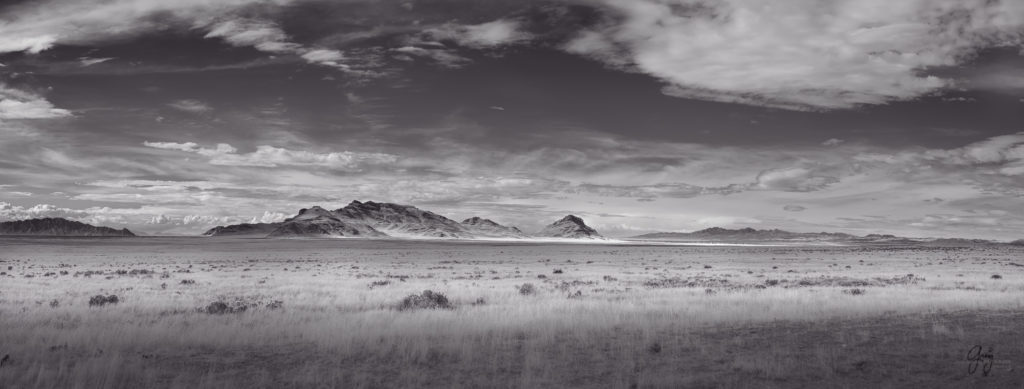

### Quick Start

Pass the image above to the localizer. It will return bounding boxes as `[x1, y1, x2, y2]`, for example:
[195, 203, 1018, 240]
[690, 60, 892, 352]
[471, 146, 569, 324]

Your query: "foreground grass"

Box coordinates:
[0, 238, 1022, 388]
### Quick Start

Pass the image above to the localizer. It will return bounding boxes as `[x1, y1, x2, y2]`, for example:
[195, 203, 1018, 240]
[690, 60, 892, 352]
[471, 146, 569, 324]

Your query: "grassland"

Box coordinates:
[1, 237, 1022, 388]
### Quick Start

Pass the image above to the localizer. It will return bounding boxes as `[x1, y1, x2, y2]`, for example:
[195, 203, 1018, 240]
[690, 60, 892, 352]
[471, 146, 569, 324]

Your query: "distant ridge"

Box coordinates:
[203, 223, 280, 237]
[0, 218, 135, 237]
[632, 227, 854, 241]
[630, 227, 1002, 245]
[203, 200, 596, 240]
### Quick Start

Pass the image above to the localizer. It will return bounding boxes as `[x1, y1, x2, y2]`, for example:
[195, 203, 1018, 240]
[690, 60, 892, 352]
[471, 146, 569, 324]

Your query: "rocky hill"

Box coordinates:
[332, 201, 469, 238]
[536, 215, 602, 239]
[203, 201, 600, 240]
[0, 218, 135, 237]
[267, 206, 385, 238]
[203, 222, 280, 237]
[460, 217, 526, 238]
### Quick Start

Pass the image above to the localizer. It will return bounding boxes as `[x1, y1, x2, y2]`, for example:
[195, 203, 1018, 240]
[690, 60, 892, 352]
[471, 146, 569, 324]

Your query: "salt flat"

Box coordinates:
[1, 237, 1022, 388]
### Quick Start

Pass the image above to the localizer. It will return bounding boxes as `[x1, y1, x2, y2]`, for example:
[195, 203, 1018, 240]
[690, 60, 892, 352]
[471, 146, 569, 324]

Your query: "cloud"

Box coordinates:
[922, 132, 1024, 176]
[142, 141, 398, 170]
[0, 202, 90, 220]
[0, 1, 356, 71]
[822, 138, 845, 147]
[301, 49, 346, 66]
[0, 85, 72, 119]
[753, 167, 840, 192]
[202, 17, 358, 69]
[568, 0, 1024, 110]
[783, 205, 807, 212]
[203, 18, 299, 53]
[0, 36, 57, 54]
[250, 210, 288, 224]
[78, 57, 114, 67]
[0, 0, 290, 54]
[167, 99, 212, 113]
[572, 183, 705, 199]
[392, 46, 471, 68]
[425, 19, 531, 48]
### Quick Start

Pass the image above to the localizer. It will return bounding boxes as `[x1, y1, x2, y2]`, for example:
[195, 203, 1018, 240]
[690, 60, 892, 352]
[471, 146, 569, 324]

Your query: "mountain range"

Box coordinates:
[628, 227, 1006, 246]
[204, 200, 603, 240]
[0, 218, 135, 237]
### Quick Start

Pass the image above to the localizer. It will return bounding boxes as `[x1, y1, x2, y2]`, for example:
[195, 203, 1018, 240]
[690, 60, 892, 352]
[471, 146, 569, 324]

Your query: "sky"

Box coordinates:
[1, 0, 1023, 239]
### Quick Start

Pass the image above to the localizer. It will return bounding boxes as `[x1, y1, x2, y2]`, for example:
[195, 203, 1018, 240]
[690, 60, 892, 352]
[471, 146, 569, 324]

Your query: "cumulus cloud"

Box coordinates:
[425, 19, 531, 48]
[753, 167, 840, 192]
[923, 132, 1024, 176]
[142, 141, 398, 170]
[569, 0, 1024, 110]
[0, 85, 72, 119]
[783, 205, 807, 212]
[167, 99, 212, 113]
[201, 17, 356, 69]
[857, 132, 1024, 177]
[250, 210, 288, 224]
[0, 0, 291, 54]
[203, 18, 299, 53]
[0, 202, 90, 220]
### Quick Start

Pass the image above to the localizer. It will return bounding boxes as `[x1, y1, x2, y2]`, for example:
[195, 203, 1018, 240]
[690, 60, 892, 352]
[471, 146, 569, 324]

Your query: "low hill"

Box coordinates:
[0, 218, 135, 237]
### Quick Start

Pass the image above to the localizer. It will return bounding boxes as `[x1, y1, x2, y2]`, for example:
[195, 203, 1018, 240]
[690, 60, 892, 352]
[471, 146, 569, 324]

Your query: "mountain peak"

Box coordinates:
[558, 215, 586, 225]
[538, 215, 601, 239]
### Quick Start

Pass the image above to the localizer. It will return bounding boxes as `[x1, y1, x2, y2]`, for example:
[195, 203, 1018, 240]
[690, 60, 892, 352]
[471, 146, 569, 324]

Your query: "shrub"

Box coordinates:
[397, 290, 453, 311]
[88, 295, 119, 307]
[369, 280, 391, 289]
[647, 342, 662, 354]
[991, 274, 1002, 279]
[518, 283, 537, 296]
[704, 265, 712, 269]
[205, 301, 230, 314]
[553, 269, 563, 274]
[203, 301, 249, 314]
[49, 299, 59, 308]
[567, 290, 583, 299]
[603, 275, 618, 282]
[180, 279, 196, 285]
[765, 279, 780, 286]
[844, 288, 866, 295]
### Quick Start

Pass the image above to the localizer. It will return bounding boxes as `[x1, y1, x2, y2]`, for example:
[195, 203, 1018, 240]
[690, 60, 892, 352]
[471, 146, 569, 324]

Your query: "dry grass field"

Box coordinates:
[1, 237, 1022, 388]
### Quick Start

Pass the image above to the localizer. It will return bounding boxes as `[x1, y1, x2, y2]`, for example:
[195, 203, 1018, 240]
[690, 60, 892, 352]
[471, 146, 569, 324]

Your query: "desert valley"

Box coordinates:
[1, 201, 1023, 388]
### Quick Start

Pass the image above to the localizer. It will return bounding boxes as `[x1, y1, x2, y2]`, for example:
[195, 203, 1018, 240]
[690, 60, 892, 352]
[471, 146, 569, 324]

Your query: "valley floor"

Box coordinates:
[0, 237, 1022, 388]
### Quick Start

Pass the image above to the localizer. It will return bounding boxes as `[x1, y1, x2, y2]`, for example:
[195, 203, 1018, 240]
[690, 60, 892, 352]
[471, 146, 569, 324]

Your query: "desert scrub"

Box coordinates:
[88, 295, 119, 307]
[518, 283, 537, 295]
[203, 301, 247, 314]
[397, 290, 453, 311]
